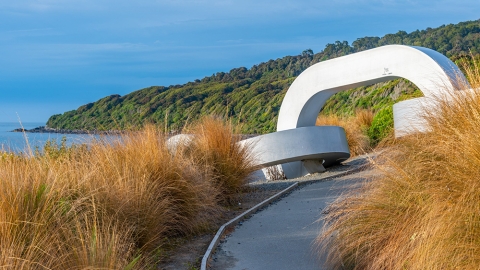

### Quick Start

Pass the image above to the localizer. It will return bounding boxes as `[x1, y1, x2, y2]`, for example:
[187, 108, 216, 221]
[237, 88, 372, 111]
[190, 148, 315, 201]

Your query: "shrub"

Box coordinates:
[367, 106, 393, 145]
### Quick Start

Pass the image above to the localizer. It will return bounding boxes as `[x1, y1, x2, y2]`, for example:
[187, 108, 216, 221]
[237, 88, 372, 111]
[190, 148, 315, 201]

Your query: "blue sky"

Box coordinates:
[1, 0, 479, 123]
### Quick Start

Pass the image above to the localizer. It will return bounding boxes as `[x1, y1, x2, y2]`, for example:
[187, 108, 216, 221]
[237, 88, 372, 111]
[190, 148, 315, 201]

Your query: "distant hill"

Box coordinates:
[47, 19, 480, 134]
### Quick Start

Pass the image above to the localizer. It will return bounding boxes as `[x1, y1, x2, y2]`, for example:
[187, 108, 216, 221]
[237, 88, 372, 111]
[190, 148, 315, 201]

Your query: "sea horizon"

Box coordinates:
[0, 122, 97, 153]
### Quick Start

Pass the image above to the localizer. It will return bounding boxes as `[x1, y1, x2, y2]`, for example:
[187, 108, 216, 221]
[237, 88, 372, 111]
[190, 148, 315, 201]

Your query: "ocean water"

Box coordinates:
[0, 122, 99, 153]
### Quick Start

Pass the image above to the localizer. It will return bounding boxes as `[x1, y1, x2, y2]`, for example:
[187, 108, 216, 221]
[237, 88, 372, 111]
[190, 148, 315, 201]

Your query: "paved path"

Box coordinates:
[210, 170, 370, 270]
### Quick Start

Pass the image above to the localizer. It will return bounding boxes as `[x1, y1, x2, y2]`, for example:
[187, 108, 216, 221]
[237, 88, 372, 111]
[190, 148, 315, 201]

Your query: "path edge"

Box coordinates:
[200, 182, 299, 270]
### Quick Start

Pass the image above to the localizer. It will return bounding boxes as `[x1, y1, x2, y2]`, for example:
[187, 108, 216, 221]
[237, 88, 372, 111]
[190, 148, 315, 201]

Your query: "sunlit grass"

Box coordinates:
[0, 118, 254, 269]
[316, 60, 480, 269]
[316, 109, 374, 156]
[184, 116, 257, 205]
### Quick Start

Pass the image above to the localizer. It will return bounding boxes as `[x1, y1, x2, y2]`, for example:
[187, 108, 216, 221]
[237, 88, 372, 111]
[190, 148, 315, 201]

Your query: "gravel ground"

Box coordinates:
[249, 153, 373, 187]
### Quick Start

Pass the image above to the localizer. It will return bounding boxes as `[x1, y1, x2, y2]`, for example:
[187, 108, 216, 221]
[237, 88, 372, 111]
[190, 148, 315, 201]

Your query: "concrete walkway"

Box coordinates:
[210, 170, 369, 270]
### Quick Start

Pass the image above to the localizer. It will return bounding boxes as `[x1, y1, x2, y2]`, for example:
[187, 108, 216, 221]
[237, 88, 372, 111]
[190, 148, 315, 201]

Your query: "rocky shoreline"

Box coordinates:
[11, 126, 123, 135]
[11, 126, 261, 139]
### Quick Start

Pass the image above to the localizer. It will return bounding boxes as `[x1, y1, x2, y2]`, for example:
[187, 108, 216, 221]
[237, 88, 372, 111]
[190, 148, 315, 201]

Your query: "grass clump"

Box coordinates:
[316, 109, 374, 156]
[0, 118, 254, 269]
[316, 62, 480, 269]
[184, 116, 257, 205]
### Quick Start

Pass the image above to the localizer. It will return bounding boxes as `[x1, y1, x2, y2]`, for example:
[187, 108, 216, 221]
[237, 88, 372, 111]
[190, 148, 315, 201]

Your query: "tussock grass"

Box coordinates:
[0, 119, 254, 268]
[316, 109, 373, 156]
[316, 62, 480, 269]
[185, 116, 257, 205]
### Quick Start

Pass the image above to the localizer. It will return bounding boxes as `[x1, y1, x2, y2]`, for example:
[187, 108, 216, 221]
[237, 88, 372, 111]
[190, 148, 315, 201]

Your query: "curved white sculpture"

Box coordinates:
[238, 126, 349, 165]
[268, 45, 468, 178]
[277, 45, 466, 132]
[169, 45, 469, 180]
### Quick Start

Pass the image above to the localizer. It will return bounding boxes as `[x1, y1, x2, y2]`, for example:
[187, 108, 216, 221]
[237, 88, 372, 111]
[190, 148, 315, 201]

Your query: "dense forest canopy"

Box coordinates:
[47, 19, 480, 134]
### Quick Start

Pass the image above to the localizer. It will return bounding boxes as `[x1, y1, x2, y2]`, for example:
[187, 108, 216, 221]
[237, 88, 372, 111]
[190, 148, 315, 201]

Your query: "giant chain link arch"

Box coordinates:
[241, 45, 469, 179]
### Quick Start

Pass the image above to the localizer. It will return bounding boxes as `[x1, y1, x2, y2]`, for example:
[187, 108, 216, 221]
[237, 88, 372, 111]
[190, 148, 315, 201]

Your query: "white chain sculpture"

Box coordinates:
[241, 45, 469, 179]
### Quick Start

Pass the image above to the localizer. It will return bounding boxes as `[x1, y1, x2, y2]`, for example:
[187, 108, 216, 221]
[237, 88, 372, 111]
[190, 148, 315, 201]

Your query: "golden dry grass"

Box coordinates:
[0, 118, 254, 269]
[316, 110, 373, 156]
[185, 116, 257, 205]
[316, 61, 480, 269]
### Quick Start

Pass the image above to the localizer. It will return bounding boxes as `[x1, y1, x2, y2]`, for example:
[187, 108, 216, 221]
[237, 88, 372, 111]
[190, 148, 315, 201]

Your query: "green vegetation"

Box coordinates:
[367, 106, 394, 144]
[321, 79, 422, 116]
[47, 19, 480, 133]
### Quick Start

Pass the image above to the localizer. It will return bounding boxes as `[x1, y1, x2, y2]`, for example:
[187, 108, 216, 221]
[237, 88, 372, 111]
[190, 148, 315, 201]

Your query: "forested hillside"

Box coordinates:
[47, 19, 480, 134]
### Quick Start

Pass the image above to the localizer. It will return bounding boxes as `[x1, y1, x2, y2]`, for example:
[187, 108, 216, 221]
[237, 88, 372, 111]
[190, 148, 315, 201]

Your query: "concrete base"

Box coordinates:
[303, 159, 326, 173]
